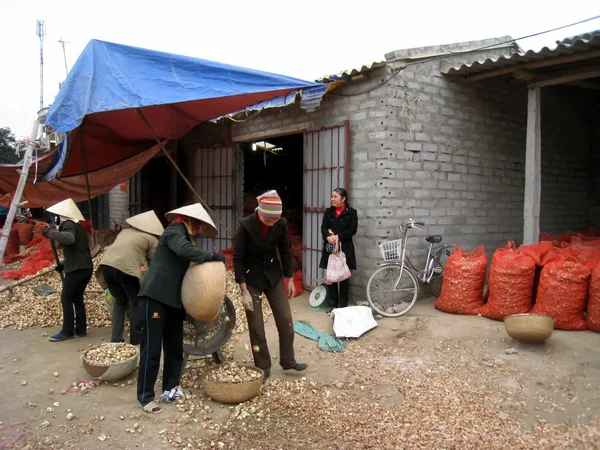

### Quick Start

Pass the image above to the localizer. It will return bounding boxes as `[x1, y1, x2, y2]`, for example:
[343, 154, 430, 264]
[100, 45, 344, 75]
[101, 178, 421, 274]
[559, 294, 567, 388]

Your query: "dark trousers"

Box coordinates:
[103, 266, 142, 344]
[328, 279, 350, 309]
[246, 280, 296, 370]
[137, 297, 185, 406]
[61, 269, 93, 336]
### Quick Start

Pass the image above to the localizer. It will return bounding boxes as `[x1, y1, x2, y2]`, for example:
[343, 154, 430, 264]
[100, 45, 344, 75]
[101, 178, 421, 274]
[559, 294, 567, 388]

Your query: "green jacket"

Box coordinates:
[48, 220, 93, 273]
[138, 222, 212, 309]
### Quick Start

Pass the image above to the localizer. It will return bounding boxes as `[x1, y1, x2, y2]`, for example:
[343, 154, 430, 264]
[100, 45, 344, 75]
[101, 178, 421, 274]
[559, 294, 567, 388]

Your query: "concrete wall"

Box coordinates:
[181, 38, 531, 299]
[109, 185, 130, 228]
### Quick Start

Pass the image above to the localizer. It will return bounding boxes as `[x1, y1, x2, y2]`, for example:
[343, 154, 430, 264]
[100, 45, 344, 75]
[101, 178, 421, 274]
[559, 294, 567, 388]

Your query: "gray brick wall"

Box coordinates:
[109, 185, 130, 228]
[179, 39, 597, 301]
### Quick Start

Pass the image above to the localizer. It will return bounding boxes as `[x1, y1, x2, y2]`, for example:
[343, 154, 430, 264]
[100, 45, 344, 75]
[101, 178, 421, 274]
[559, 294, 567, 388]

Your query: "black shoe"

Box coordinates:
[283, 363, 307, 372]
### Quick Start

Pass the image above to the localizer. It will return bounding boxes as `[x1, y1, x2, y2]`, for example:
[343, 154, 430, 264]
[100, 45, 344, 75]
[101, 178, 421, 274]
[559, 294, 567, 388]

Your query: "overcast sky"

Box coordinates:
[1, 0, 598, 139]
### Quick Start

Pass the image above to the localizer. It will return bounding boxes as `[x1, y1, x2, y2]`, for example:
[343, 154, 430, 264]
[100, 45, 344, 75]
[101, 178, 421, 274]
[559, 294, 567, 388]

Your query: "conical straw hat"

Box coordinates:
[47, 198, 85, 222]
[165, 203, 218, 237]
[126, 210, 164, 236]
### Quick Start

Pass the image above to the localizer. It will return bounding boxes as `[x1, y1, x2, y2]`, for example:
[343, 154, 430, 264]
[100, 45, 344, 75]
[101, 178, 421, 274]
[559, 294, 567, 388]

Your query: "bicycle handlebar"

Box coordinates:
[399, 219, 425, 235]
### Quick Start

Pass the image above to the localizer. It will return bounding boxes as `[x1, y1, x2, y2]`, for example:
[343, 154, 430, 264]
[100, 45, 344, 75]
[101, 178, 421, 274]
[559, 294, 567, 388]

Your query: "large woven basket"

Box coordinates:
[81, 343, 139, 382]
[504, 313, 555, 343]
[202, 364, 263, 404]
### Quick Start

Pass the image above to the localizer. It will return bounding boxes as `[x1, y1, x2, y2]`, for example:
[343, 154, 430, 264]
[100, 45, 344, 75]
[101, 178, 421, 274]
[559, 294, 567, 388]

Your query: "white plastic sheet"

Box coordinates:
[331, 306, 378, 338]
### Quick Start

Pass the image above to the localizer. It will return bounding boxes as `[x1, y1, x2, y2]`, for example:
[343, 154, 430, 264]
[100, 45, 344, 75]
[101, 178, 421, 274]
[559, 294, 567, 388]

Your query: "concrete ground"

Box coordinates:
[0, 293, 599, 449]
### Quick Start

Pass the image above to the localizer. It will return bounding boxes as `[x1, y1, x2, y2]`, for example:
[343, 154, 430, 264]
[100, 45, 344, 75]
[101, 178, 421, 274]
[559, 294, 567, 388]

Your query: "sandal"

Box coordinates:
[142, 401, 162, 414]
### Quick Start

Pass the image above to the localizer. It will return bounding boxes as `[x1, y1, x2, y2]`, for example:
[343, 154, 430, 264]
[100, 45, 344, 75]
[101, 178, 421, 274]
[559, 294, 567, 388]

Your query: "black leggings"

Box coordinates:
[61, 269, 93, 336]
[328, 279, 350, 308]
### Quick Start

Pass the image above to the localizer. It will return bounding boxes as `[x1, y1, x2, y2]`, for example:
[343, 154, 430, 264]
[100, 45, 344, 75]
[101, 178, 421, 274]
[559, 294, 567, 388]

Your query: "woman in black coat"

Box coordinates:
[319, 188, 358, 310]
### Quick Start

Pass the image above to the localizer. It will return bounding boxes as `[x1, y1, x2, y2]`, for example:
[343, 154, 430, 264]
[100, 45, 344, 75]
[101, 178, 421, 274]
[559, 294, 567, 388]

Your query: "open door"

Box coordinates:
[303, 121, 350, 289]
[194, 145, 237, 251]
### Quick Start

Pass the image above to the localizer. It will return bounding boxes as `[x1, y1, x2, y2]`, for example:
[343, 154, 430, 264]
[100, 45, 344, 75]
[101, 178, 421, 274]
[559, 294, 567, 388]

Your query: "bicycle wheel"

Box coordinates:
[429, 246, 453, 297]
[366, 265, 419, 317]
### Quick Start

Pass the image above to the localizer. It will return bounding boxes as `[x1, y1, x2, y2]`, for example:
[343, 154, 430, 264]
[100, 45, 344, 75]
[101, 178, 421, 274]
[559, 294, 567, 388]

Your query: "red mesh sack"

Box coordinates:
[283, 270, 303, 298]
[289, 234, 303, 273]
[2, 228, 23, 264]
[434, 245, 487, 315]
[13, 222, 34, 245]
[587, 264, 600, 333]
[1, 239, 55, 280]
[26, 222, 50, 249]
[479, 242, 536, 321]
[530, 257, 595, 331]
[219, 247, 234, 271]
[520, 241, 553, 265]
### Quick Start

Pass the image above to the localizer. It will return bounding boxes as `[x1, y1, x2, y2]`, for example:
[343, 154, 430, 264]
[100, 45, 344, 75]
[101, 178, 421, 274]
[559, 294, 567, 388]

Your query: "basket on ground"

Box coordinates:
[504, 313, 555, 343]
[379, 239, 402, 261]
[202, 363, 263, 404]
[81, 343, 139, 382]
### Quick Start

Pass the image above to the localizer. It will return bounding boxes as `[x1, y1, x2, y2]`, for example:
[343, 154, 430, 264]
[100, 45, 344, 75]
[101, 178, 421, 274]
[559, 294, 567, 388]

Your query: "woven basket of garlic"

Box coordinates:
[202, 362, 264, 404]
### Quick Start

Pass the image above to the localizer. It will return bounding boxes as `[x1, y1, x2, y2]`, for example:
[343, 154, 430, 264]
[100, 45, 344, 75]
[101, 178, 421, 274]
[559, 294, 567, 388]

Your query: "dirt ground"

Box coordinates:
[1, 293, 599, 449]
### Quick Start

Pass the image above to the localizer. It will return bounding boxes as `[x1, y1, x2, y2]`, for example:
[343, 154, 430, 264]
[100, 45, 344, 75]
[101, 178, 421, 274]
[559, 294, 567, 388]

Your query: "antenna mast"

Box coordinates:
[36, 19, 45, 110]
[58, 38, 69, 77]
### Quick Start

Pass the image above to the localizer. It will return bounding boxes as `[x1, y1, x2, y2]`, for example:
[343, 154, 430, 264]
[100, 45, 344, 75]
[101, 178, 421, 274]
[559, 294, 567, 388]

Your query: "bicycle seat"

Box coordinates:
[426, 235, 442, 244]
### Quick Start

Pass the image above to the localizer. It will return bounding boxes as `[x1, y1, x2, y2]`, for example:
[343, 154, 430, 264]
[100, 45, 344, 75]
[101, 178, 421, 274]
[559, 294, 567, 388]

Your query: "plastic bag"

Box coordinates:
[326, 243, 351, 283]
[479, 242, 536, 321]
[531, 257, 595, 330]
[587, 264, 600, 333]
[434, 245, 487, 315]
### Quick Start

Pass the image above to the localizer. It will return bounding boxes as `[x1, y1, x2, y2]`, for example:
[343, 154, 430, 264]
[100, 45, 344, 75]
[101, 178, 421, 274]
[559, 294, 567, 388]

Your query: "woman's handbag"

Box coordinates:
[326, 241, 352, 283]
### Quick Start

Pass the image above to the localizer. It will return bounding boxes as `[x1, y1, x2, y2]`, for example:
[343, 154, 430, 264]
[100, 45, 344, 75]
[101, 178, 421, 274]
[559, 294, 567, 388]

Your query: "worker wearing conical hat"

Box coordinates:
[96, 210, 165, 346]
[42, 198, 93, 342]
[137, 203, 226, 414]
[233, 190, 307, 381]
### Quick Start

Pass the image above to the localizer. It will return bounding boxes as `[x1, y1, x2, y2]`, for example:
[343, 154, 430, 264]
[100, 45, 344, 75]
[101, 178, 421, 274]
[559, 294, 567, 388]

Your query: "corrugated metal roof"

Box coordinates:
[318, 61, 386, 82]
[444, 30, 600, 77]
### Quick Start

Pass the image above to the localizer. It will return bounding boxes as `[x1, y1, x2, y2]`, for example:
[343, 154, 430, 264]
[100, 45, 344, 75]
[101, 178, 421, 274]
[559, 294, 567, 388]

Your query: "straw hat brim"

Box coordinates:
[165, 204, 218, 237]
[47, 198, 85, 222]
[126, 211, 165, 236]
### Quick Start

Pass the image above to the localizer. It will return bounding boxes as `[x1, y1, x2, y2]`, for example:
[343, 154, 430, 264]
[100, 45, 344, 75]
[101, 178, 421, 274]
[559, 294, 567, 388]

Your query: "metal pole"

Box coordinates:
[0, 140, 35, 266]
[79, 123, 96, 247]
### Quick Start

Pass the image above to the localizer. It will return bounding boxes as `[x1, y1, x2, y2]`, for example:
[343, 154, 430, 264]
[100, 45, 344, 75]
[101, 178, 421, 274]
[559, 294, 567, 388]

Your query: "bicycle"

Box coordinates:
[366, 219, 453, 318]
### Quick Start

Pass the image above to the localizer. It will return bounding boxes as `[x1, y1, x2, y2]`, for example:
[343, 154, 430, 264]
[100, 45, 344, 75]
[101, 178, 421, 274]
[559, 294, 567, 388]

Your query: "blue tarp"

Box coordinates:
[47, 39, 320, 135]
[44, 40, 323, 179]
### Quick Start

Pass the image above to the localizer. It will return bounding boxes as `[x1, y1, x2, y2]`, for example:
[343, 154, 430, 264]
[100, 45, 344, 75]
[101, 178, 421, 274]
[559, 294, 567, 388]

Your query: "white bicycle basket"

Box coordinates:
[379, 239, 402, 261]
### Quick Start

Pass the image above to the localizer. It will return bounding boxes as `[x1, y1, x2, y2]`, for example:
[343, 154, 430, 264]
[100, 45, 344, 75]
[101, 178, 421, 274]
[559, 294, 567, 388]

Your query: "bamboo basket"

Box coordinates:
[504, 313, 555, 343]
[202, 364, 264, 404]
[181, 261, 226, 322]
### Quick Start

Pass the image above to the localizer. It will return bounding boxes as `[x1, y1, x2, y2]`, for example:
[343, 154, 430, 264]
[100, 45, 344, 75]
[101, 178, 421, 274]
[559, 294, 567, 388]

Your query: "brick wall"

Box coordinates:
[180, 38, 597, 300]
[109, 185, 130, 228]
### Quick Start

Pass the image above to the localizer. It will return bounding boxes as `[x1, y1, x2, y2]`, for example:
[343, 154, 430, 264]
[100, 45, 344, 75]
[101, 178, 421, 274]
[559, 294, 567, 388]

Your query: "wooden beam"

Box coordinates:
[566, 80, 600, 91]
[467, 49, 600, 81]
[529, 66, 600, 88]
[512, 69, 537, 81]
[523, 87, 541, 245]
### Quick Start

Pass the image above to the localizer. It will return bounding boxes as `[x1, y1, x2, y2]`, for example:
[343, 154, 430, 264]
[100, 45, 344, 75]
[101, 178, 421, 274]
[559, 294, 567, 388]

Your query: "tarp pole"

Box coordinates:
[79, 122, 96, 247]
[0, 121, 39, 267]
[135, 108, 233, 237]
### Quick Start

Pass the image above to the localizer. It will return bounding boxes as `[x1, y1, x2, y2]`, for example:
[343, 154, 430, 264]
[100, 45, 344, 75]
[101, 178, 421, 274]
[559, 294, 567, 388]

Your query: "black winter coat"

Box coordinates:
[138, 222, 211, 309]
[319, 206, 358, 270]
[233, 213, 294, 291]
